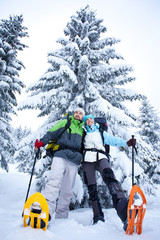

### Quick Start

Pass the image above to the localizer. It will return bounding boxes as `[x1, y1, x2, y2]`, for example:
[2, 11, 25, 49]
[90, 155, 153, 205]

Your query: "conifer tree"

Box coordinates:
[13, 127, 35, 173]
[19, 6, 141, 126]
[138, 97, 160, 149]
[0, 15, 28, 171]
[18, 6, 157, 207]
[137, 98, 160, 184]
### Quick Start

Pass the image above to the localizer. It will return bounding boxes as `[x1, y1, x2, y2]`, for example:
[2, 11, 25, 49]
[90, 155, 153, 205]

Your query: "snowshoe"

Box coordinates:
[23, 192, 49, 230]
[126, 185, 147, 235]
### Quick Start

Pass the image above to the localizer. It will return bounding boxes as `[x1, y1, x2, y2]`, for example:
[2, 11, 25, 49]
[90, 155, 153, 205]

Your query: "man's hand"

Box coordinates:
[35, 139, 44, 150]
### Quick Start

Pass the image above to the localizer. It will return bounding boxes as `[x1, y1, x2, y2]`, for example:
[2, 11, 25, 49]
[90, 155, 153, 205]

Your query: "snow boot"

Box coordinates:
[123, 208, 138, 232]
[29, 202, 45, 229]
[123, 218, 128, 231]
[93, 215, 105, 224]
[88, 184, 105, 224]
[90, 200, 105, 224]
[116, 198, 128, 222]
[30, 202, 51, 228]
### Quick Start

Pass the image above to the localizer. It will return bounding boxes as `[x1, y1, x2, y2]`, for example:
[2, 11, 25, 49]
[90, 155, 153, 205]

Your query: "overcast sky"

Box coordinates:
[1, 0, 160, 130]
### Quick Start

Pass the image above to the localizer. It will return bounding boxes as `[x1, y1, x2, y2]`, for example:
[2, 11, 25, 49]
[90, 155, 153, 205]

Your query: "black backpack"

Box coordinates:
[45, 114, 71, 158]
[94, 117, 110, 161]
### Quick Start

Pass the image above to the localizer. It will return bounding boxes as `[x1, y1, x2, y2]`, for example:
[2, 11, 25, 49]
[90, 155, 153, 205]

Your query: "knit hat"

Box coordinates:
[74, 108, 85, 117]
[83, 115, 94, 124]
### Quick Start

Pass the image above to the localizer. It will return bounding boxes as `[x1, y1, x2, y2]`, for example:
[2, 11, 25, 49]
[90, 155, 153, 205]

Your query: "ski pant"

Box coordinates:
[82, 158, 128, 222]
[42, 157, 78, 219]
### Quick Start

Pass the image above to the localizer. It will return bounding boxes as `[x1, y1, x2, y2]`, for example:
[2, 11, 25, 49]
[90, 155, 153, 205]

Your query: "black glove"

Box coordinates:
[127, 138, 136, 147]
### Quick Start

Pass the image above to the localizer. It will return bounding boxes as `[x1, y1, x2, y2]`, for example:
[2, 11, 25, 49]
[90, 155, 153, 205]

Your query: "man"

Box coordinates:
[35, 108, 85, 220]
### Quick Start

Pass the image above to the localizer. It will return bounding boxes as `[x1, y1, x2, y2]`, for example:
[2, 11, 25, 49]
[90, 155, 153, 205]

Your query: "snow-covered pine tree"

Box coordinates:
[137, 97, 160, 184]
[0, 15, 28, 171]
[14, 126, 31, 143]
[138, 97, 160, 150]
[13, 126, 34, 173]
[18, 6, 157, 207]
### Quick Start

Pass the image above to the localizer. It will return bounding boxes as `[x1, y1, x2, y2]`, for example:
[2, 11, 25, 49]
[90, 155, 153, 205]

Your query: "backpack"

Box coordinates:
[45, 113, 71, 158]
[94, 117, 110, 161]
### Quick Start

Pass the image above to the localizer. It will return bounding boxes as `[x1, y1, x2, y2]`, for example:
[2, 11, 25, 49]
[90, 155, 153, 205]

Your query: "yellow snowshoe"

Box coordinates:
[23, 192, 49, 230]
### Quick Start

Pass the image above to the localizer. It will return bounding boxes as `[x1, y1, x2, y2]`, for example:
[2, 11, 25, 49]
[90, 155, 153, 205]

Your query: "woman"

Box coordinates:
[82, 115, 136, 229]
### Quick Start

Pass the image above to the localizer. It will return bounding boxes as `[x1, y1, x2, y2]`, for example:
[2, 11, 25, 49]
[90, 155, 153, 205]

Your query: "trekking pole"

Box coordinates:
[131, 135, 138, 186]
[22, 148, 41, 216]
[132, 135, 135, 187]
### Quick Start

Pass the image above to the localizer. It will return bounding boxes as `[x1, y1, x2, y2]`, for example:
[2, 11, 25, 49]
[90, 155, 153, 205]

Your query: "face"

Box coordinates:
[86, 118, 94, 126]
[74, 110, 84, 121]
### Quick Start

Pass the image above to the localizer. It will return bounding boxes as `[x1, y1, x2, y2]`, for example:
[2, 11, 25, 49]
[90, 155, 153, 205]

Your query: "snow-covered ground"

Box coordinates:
[0, 164, 160, 240]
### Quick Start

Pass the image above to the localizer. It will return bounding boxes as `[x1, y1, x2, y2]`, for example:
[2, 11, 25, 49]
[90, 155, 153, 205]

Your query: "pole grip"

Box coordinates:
[132, 135, 134, 186]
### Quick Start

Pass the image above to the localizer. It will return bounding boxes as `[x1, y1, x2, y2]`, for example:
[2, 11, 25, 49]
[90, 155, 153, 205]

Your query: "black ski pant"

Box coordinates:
[82, 158, 128, 222]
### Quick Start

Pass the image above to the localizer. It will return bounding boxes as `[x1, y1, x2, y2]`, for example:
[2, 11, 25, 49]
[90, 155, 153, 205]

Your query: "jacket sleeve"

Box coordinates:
[40, 119, 67, 145]
[103, 131, 127, 147]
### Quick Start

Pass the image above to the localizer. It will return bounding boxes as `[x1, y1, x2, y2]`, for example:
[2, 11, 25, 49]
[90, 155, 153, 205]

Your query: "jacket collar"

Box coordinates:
[85, 123, 99, 133]
[70, 115, 84, 127]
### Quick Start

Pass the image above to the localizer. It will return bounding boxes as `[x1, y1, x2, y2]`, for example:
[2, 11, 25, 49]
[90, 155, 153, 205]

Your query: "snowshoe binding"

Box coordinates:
[23, 192, 49, 230]
[126, 185, 147, 235]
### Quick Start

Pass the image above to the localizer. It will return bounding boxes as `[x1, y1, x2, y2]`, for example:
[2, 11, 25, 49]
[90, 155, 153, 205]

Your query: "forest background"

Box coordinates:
[0, 0, 160, 209]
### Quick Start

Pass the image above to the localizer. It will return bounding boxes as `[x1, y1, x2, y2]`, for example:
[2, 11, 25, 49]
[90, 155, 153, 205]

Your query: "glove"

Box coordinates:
[127, 138, 136, 147]
[35, 139, 44, 149]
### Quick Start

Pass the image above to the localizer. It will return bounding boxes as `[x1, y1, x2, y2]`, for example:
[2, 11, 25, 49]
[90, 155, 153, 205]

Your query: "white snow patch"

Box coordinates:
[0, 164, 160, 240]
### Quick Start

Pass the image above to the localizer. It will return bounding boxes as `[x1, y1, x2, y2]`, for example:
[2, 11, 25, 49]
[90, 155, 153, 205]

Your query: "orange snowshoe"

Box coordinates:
[126, 185, 147, 235]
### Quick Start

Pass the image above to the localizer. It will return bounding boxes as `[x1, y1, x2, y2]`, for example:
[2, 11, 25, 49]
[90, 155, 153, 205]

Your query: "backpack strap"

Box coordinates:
[99, 128, 104, 144]
[84, 148, 106, 155]
[98, 128, 110, 162]
[44, 116, 71, 158]
[56, 115, 71, 141]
